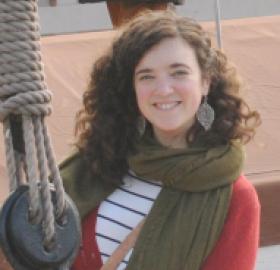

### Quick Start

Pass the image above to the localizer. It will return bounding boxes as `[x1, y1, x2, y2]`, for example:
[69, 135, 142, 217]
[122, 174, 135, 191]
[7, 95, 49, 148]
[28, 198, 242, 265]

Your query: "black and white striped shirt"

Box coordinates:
[96, 173, 162, 270]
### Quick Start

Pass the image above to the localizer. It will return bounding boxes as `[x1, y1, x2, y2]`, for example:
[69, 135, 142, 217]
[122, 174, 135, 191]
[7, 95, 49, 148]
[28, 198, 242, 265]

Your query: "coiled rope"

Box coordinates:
[0, 0, 66, 253]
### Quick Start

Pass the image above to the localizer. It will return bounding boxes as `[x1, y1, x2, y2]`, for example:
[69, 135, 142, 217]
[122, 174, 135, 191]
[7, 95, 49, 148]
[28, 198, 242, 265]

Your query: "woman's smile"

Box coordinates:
[153, 101, 182, 111]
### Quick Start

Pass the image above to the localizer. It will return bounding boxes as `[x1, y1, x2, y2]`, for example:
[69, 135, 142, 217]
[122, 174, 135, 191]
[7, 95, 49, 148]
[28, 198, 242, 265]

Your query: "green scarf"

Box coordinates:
[128, 132, 244, 192]
[60, 134, 244, 270]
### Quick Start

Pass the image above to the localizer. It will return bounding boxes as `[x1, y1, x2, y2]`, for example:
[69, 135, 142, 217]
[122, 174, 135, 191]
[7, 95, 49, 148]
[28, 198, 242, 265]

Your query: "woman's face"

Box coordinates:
[134, 37, 209, 147]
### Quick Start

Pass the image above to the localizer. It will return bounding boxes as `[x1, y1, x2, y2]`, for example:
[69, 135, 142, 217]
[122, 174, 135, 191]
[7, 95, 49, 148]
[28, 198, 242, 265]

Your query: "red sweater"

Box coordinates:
[72, 175, 260, 270]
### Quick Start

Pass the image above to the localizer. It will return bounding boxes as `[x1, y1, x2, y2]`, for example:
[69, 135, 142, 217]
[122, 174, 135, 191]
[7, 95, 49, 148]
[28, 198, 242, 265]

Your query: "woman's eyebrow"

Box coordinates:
[169, 63, 190, 69]
[135, 68, 153, 76]
[135, 63, 190, 76]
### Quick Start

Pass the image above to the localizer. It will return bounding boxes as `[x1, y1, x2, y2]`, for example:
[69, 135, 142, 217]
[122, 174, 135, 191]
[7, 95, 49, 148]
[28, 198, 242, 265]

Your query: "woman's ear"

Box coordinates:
[202, 76, 211, 96]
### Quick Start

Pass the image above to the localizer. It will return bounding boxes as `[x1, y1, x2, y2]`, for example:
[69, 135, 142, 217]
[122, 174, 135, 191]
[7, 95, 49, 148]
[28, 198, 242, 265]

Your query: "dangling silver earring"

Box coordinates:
[196, 96, 215, 131]
[137, 116, 146, 136]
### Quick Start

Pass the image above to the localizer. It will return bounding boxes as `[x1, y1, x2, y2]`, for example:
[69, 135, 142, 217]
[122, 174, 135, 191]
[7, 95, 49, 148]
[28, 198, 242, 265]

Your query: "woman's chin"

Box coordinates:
[153, 125, 186, 136]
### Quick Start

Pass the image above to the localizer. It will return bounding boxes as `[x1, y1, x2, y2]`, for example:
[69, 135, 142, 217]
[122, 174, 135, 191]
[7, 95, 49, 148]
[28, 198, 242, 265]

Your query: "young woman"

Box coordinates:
[60, 11, 261, 270]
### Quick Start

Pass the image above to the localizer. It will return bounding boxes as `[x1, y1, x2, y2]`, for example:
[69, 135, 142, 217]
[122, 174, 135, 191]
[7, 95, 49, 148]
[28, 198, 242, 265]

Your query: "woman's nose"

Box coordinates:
[154, 78, 174, 95]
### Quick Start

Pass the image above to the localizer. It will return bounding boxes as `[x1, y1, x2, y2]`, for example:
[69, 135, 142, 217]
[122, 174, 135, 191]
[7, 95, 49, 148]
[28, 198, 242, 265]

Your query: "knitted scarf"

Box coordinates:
[60, 133, 244, 270]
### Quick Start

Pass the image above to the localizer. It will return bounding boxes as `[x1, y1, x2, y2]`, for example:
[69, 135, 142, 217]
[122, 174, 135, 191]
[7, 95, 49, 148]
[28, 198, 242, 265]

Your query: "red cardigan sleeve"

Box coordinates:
[201, 175, 260, 270]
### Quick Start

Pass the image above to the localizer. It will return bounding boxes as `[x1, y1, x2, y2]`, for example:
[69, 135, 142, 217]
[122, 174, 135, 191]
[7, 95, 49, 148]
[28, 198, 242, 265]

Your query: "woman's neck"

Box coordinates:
[153, 128, 188, 149]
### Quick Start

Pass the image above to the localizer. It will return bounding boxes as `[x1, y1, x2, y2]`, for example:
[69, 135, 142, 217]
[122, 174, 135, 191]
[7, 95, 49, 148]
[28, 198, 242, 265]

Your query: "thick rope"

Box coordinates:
[14, 150, 26, 186]
[42, 122, 66, 219]
[22, 115, 42, 224]
[3, 121, 18, 191]
[33, 116, 55, 247]
[0, 0, 67, 254]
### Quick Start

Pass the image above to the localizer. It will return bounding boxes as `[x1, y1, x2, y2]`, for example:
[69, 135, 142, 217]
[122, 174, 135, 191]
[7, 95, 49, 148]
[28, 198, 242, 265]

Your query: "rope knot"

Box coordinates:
[0, 89, 52, 122]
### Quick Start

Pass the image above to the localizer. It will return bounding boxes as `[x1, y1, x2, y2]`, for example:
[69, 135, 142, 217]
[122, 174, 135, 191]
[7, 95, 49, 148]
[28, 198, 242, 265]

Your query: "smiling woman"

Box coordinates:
[60, 11, 261, 270]
[134, 38, 210, 148]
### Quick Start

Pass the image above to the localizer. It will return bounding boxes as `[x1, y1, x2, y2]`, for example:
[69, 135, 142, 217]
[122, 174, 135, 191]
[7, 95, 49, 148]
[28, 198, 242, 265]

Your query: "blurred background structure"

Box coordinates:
[36, 0, 280, 35]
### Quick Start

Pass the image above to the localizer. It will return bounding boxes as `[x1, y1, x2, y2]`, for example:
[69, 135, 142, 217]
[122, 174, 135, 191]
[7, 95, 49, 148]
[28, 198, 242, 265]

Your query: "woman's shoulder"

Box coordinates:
[230, 175, 260, 214]
[58, 150, 116, 219]
[201, 177, 260, 270]
[58, 150, 91, 185]
[59, 150, 83, 172]
[232, 175, 258, 198]
[58, 150, 94, 206]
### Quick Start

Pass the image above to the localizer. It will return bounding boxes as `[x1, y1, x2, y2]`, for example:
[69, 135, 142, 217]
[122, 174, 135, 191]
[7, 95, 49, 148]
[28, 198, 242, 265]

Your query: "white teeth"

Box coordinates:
[155, 102, 179, 110]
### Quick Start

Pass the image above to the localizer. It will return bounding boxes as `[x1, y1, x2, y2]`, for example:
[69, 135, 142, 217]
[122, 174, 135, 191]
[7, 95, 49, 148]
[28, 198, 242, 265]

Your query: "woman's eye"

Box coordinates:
[139, 75, 154, 81]
[172, 70, 188, 77]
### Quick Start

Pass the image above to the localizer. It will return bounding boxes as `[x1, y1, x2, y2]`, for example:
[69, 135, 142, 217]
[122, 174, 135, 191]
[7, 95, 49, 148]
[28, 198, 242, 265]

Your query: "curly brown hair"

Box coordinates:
[75, 11, 261, 186]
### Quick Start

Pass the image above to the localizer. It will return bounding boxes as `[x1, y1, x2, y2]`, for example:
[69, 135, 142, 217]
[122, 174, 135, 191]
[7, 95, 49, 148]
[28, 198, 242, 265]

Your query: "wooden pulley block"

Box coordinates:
[0, 185, 81, 270]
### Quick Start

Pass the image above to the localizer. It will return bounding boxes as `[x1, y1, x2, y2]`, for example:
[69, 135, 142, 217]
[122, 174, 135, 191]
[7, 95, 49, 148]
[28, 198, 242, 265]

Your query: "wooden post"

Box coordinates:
[49, 0, 57, 7]
[106, 0, 169, 27]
